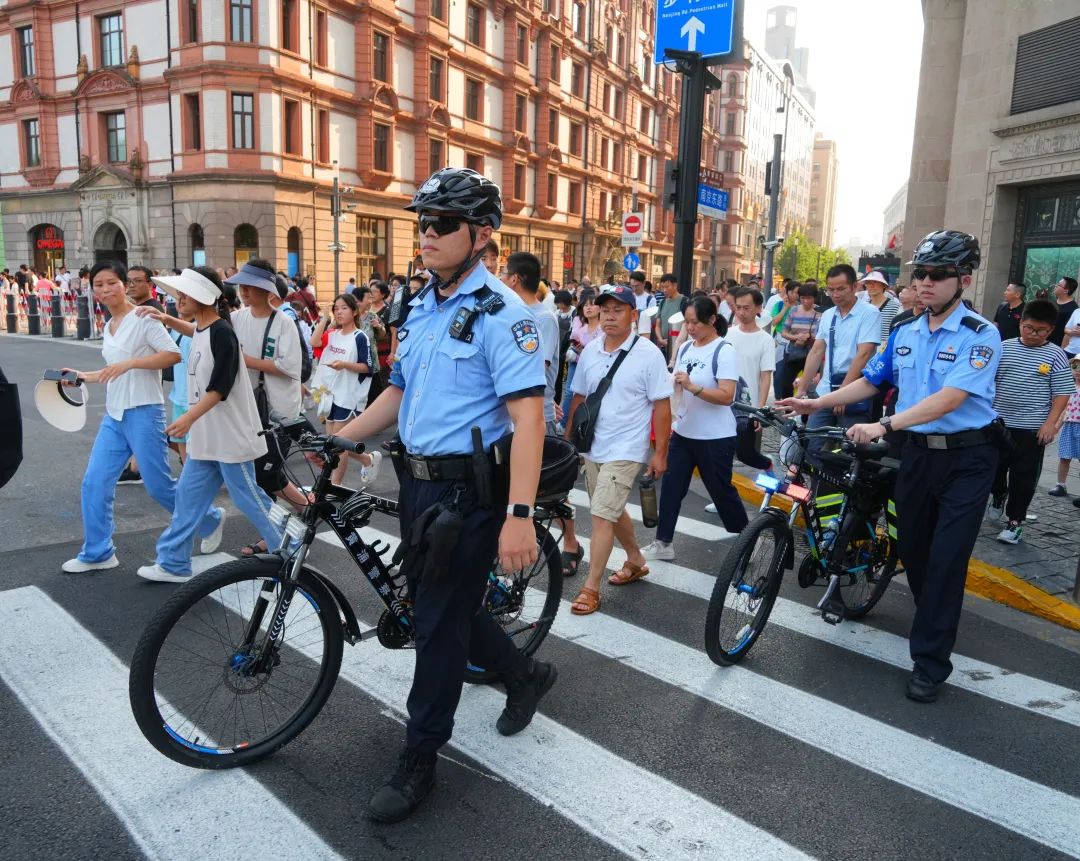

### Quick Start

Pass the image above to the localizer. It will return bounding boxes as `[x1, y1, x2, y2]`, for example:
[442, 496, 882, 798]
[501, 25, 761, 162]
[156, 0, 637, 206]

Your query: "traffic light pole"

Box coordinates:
[668, 50, 716, 297]
[331, 174, 341, 295]
[763, 133, 783, 293]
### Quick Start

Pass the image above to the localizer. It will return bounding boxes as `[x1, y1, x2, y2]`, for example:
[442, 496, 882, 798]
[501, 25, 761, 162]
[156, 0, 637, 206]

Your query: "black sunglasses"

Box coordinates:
[418, 214, 468, 236]
[912, 267, 962, 282]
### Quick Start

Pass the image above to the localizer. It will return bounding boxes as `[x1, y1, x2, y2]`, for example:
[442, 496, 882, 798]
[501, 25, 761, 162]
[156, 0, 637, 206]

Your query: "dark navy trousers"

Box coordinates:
[894, 441, 998, 683]
[657, 433, 749, 541]
[398, 473, 521, 754]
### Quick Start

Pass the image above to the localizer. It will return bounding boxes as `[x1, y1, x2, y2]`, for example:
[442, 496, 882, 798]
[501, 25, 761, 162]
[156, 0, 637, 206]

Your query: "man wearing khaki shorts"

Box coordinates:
[565, 285, 672, 615]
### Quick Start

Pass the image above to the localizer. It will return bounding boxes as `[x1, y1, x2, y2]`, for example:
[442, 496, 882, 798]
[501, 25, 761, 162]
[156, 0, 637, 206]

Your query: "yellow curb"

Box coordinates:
[728, 473, 1080, 633]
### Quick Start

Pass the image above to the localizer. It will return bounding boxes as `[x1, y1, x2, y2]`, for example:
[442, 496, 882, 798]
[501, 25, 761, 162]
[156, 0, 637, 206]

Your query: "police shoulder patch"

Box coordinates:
[969, 344, 993, 369]
[511, 319, 539, 354]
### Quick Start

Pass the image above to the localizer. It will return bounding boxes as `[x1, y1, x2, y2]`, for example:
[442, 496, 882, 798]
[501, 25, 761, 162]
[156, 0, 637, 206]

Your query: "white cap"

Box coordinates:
[34, 378, 88, 432]
[152, 268, 222, 306]
[858, 270, 890, 287]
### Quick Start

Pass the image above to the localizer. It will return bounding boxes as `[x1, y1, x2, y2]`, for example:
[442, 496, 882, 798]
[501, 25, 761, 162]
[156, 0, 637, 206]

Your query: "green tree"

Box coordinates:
[775, 231, 852, 284]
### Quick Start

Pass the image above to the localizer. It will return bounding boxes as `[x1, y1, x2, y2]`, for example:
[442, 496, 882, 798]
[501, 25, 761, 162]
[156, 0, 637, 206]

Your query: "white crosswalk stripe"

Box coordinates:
[574, 535, 1080, 727]
[0, 586, 345, 861]
[3, 505, 1079, 860]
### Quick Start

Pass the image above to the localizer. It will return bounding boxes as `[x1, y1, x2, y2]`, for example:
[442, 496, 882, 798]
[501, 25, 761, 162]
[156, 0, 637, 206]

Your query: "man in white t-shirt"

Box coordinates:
[629, 270, 656, 337]
[1062, 306, 1080, 357]
[566, 285, 672, 616]
[722, 287, 777, 475]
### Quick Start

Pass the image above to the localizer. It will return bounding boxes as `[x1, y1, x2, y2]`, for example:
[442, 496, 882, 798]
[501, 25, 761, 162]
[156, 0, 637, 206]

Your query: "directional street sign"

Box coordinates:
[654, 0, 736, 62]
[697, 185, 729, 220]
[621, 212, 644, 248]
[623, 252, 641, 271]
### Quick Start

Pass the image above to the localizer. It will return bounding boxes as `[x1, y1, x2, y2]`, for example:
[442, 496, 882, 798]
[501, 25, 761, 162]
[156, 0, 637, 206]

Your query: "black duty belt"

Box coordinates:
[405, 453, 476, 481]
[907, 427, 993, 451]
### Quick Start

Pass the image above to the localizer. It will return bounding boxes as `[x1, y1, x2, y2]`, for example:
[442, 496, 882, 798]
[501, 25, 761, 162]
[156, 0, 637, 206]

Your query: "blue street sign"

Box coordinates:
[623, 252, 641, 271]
[697, 185, 728, 220]
[655, 0, 736, 61]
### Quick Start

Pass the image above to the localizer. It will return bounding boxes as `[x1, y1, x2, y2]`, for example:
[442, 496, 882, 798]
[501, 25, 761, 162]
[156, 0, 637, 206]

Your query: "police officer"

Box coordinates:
[331, 168, 555, 821]
[779, 231, 1001, 703]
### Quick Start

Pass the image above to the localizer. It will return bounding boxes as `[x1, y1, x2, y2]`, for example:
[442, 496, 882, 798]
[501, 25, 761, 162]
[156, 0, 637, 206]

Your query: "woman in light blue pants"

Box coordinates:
[61, 261, 222, 574]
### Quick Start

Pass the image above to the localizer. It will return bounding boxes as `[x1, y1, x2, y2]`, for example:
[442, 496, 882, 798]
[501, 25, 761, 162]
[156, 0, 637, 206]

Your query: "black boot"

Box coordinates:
[368, 748, 437, 823]
[496, 658, 558, 736]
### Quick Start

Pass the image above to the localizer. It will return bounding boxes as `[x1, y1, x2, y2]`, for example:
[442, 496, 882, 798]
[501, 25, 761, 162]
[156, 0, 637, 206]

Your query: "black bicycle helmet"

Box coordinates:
[405, 167, 503, 230]
[536, 435, 581, 504]
[907, 230, 981, 272]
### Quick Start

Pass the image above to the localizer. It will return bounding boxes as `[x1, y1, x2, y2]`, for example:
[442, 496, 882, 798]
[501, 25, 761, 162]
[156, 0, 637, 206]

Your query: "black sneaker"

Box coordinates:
[368, 749, 437, 823]
[496, 658, 558, 736]
[1047, 485, 1069, 498]
[905, 668, 943, 703]
[1073, 497, 1080, 508]
[117, 467, 143, 485]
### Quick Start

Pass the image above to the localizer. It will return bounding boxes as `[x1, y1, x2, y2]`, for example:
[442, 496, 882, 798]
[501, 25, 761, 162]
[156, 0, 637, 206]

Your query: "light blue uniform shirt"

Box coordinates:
[862, 302, 1001, 433]
[817, 300, 882, 393]
[390, 266, 545, 455]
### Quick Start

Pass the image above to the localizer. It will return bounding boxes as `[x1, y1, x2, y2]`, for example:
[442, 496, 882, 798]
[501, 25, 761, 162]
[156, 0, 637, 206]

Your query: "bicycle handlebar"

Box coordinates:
[732, 402, 890, 459]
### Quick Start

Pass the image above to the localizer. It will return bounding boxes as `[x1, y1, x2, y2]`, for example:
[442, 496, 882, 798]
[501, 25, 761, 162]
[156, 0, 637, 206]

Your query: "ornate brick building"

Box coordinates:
[0, 0, 813, 295]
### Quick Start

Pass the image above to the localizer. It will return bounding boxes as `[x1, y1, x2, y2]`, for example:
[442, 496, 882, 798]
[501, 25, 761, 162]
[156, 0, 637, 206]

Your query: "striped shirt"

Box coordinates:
[992, 338, 1074, 429]
[870, 296, 902, 344]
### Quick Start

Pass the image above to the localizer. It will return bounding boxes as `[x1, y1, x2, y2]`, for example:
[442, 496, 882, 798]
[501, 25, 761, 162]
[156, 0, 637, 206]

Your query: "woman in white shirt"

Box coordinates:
[311, 293, 381, 487]
[642, 297, 750, 562]
[60, 262, 224, 574]
[137, 267, 285, 583]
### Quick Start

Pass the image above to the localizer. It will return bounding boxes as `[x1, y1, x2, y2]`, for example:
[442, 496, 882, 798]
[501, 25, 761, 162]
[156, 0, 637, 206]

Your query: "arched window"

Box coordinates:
[93, 221, 128, 265]
[189, 223, 206, 266]
[233, 223, 259, 268]
[286, 227, 302, 277]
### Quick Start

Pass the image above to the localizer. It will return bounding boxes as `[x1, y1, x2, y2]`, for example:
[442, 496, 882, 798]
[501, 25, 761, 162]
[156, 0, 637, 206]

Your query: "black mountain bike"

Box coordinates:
[129, 426, 566, 768]
[704, 404, 900, 666]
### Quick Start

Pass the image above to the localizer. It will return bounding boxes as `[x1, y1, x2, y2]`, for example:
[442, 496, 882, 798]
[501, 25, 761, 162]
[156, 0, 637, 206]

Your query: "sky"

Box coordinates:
[743, 0, 924, 249]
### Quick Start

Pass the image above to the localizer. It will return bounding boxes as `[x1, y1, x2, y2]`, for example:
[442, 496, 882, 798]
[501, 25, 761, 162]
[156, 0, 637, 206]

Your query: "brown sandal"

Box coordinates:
[570, 587, 601, 615]
[608, 561, 650, 586]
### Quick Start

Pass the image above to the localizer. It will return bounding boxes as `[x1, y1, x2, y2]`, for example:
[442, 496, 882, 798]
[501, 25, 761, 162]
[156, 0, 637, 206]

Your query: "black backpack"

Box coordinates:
[291, 316, 313, 383]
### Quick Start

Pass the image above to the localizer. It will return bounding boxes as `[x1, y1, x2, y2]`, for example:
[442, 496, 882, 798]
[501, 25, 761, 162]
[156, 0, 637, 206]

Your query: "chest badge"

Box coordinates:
[936, 350, 957, 363]
[896, 346, 912, 356]
[511, 319, 539, 354]
[969, 345, 994, 370]
[397, 328, 409, 342]
[1038, 362, 1051, 375]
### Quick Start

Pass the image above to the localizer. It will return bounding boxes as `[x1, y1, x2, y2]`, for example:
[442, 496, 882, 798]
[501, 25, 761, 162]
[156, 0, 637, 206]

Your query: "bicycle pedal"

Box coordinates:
[819, 599, 846, 625]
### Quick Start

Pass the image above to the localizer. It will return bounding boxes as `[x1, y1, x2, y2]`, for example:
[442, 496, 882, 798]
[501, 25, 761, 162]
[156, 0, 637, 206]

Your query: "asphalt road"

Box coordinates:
[2, 333, 1080, 861]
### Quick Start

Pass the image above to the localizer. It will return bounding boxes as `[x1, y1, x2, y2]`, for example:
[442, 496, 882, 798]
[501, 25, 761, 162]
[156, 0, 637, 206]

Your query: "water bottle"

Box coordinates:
[639, 475, 658, 528]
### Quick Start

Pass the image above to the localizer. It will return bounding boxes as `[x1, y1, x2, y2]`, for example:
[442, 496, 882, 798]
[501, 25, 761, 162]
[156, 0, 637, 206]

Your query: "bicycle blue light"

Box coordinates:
[755, 474, 782, 492]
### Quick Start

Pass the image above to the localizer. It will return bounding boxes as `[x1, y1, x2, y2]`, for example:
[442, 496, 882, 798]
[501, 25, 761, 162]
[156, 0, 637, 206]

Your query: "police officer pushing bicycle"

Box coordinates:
[331, 168, 556, 821]
[780, 231, 1003, 704]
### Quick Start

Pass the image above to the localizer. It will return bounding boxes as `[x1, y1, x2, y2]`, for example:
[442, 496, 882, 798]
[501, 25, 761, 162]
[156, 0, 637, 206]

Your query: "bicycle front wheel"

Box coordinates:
[129, 557, 344, 769]
[705, 511, 790, 666]
[464, 523, 563, 684]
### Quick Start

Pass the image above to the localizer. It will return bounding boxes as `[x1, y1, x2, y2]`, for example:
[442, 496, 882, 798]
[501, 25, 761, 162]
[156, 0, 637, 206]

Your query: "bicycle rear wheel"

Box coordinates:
[464, 523, 563, 683]
[705, 511, 790, 666]
[129, 557, 344, 769]
[835, 508, 898, 620]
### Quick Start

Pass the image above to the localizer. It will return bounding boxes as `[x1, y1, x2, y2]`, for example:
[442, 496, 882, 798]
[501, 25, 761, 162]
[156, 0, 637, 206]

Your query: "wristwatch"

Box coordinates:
[507, 503, 533, 519]
[879, 415, 893, 431]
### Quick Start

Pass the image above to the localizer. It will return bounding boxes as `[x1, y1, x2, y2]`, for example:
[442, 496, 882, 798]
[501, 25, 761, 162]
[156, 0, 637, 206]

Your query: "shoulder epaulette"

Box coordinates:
[960, 315, 989, 334]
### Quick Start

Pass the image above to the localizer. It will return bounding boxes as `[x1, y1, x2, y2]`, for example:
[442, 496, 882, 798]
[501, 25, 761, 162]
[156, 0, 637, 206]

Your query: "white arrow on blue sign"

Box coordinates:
[623, 252, 641, 271]
[697, 185, 728, 220]
[654, 0, 736, 62]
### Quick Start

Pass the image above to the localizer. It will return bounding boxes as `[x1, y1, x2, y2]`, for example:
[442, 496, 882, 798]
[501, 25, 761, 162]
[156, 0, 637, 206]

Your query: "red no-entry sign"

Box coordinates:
[622, 212, 644, 247]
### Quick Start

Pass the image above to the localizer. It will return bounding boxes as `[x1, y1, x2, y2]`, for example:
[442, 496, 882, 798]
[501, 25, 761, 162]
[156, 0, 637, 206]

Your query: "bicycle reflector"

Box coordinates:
[783, 483, 811, 503]
[268, 503, 307, 540]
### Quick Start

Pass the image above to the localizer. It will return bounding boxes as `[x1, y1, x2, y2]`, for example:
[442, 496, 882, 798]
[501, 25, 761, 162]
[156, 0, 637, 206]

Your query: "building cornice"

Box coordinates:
[991, 110, 1080, 138]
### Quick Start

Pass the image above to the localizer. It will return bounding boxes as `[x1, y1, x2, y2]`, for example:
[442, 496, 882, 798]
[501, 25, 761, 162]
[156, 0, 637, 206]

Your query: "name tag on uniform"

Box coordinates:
[935, 350, 956, 363]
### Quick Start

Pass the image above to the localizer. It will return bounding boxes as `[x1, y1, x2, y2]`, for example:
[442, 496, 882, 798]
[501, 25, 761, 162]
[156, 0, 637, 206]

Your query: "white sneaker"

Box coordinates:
[996, 524, 1022, 545]
[705, 503, 718, 514]
[137, 563, 191, 584]
[642, 540, 675, 561]
[199, 509, 226, 554]
[986, 495, 1006, 520]
[61, 555, 119, 574]
[359, 450, 382, 485]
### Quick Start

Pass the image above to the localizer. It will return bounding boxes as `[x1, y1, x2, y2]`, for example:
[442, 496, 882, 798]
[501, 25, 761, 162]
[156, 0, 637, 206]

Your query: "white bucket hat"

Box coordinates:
[34, 376, 89, 432]
[152, 268, 222, 306]
[858, 270, 890, 287]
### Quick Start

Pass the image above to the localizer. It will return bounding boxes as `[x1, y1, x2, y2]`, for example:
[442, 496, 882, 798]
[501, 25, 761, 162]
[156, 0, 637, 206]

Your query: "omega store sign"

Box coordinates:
[33, 225, 66, 272]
